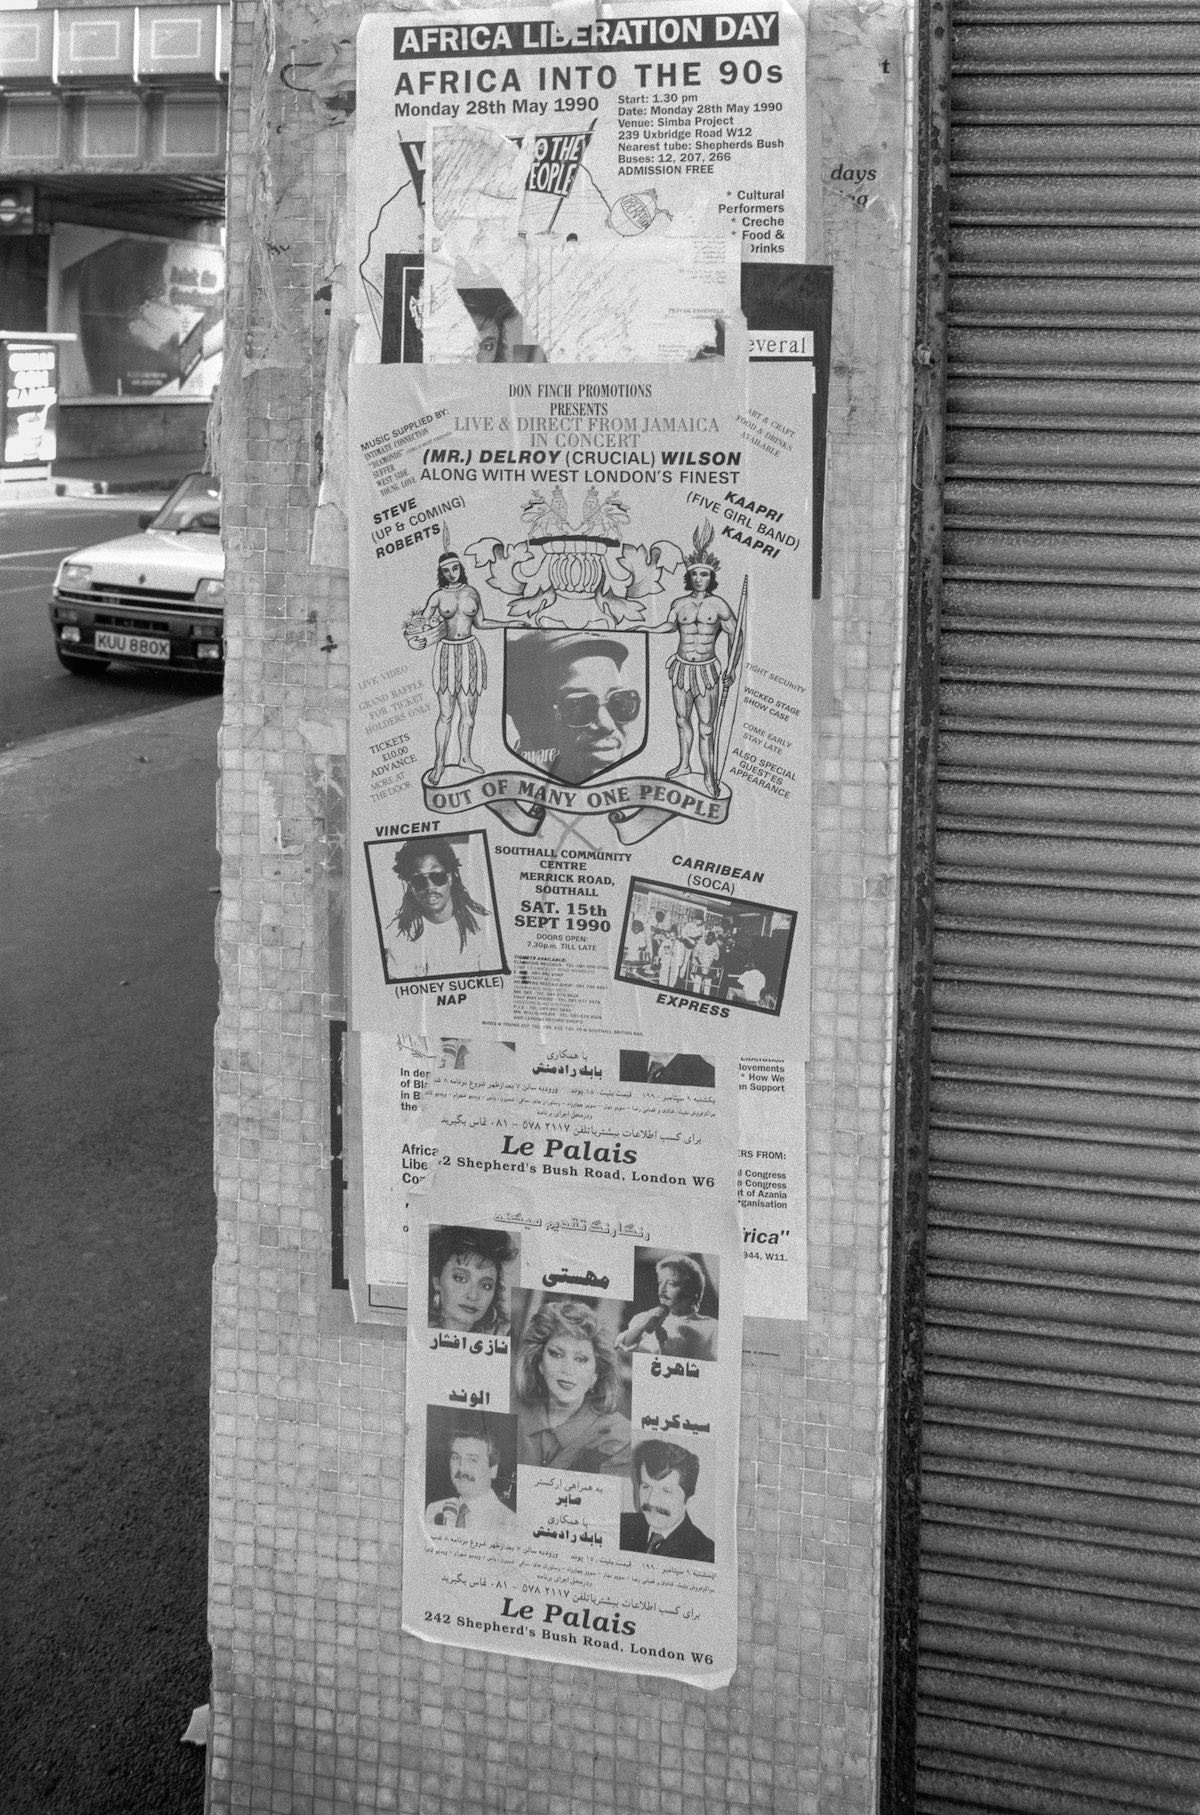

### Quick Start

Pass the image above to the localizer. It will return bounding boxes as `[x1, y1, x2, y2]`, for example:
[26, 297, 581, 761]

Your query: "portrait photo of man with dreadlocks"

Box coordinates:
[645, 523, 744, 800]
[404, 527, 506, 785]
[365, 832, 506, 984]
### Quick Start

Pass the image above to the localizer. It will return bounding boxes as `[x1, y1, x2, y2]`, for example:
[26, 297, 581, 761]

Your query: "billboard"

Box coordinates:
[50, 225, 224, 400]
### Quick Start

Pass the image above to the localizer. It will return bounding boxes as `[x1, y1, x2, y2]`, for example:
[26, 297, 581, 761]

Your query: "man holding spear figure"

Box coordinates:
[651, 523, 745, 799]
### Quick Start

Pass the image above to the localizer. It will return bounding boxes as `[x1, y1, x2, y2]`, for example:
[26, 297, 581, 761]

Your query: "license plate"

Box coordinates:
[95, 630, 171, 661]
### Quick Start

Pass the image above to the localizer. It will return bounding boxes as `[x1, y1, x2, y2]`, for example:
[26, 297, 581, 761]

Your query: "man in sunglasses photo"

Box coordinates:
[384, 835, 502, 982]
[505, 631, 645, 785]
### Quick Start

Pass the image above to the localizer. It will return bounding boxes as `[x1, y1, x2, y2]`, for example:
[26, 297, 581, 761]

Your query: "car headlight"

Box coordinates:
[59, 562, 92, 589]
[194, 577, 225, 603]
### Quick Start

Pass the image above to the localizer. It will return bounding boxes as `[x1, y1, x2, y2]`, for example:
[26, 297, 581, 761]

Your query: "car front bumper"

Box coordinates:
[51, 590, 224, 673]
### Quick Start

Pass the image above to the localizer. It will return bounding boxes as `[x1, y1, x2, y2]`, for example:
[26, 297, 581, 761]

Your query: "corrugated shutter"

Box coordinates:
[911, 4, 1200, 1811]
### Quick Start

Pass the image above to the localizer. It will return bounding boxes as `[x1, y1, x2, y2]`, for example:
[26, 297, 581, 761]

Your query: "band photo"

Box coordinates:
[364, 830, 508, 985]
[427, 1225, 520, 1338]
[509, 1290, 634, 1481]
[424, 1408, 519, 1534]
[615, 878, 796, 1016]
[504, 630, 649, 785]
[616, 1250, 719, 1363]
[619, 1438, 717, 1564]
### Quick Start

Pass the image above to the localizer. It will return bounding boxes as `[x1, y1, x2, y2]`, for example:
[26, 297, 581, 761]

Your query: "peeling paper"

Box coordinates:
[423, 218, 740, 365]
[549, 0, 597, 37]
[427, 120, 535, 251]
[312, 155, 356, 570]
[298, 717, 348, 756]
[181, 1705, 209, 1747]
[355, 1029, 447, 1287]
[243, 0, 315, 374]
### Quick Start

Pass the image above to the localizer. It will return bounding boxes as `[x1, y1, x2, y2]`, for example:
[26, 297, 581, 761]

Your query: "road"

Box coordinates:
[0, 505, 221, 1813]
[1, 500, 220, 752]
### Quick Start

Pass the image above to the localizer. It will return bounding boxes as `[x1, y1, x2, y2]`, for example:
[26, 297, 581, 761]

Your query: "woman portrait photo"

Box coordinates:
[616, 1252, 719, 1363]
[512, 1297, 632, 1476]
[371, 833, 505, 984]
[428, 1225, 518, 1336]
[505, 631, 646, 785]
[457, 286, 544, 365]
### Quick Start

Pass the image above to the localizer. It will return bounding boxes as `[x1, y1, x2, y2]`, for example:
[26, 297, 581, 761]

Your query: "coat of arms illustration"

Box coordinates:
[404, 512, 747, 845]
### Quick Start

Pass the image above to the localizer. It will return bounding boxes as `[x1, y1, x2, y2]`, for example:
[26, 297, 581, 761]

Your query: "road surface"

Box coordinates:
[0, 527, 220, 1812]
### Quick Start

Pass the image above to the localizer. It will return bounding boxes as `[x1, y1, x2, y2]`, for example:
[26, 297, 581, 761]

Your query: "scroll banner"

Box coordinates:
[423, 764, 733, 843]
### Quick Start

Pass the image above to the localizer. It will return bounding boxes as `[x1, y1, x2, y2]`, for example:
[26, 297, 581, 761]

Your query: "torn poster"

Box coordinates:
[354, 1, 807, 361]
[350, 1028, 807, 1323]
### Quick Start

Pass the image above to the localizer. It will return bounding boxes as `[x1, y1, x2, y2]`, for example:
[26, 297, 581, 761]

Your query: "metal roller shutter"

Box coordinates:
[895, 3, 1200, 1810]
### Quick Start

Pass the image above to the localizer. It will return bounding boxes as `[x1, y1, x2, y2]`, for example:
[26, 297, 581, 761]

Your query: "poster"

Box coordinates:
[346, 351, 811, 1313]
[355, 1, 808, 363]
[399, 1075, 742, 1686]
[1, 339, 59, 467]
[348, 356, 810, 1037]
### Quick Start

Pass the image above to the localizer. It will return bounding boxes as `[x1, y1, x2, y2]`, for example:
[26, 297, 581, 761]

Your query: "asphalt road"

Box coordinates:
[0, 528, 221, 1813]
[0, 501, 220, 752]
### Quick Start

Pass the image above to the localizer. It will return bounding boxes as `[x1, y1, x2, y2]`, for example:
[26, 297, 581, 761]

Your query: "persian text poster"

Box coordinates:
[399, 1094, 742, 1685]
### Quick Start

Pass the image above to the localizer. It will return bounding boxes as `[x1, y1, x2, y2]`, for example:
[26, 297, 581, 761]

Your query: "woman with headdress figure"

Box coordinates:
[404, 528, 502, 785]
[387, 836, 500, 980]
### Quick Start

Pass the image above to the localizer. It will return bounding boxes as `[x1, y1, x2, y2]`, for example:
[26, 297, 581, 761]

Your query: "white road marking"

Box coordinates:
[0, 545, 78, 561]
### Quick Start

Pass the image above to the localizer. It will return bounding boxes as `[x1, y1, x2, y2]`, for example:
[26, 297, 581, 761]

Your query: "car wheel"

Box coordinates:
[56, 648, 110, 676]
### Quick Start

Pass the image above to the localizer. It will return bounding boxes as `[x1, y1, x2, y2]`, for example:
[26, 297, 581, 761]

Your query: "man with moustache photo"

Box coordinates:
[619, 1440, 715, 1562]
[425, 1424, 516, 1533]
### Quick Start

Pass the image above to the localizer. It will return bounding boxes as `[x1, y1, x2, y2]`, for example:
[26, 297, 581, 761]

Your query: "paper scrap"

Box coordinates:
[181, 1704, 210, 1747]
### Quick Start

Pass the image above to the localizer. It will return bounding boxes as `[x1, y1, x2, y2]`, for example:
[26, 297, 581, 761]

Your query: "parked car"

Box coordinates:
[49, 472, 224, 677]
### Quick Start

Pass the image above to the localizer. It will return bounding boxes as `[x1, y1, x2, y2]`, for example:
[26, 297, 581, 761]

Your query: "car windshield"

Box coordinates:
[151, 473, 221, 534]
